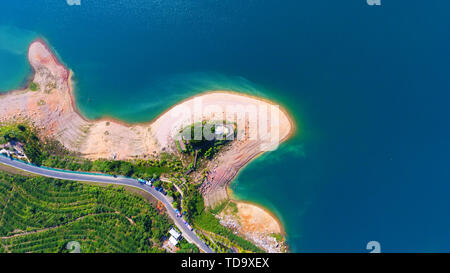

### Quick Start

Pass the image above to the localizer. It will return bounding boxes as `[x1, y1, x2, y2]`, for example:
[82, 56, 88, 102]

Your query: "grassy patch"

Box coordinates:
[227, 201, 238, 214]
[29, 82, 39, 91]
[270, 233, 284, 243]
[210, 200, 229, 215]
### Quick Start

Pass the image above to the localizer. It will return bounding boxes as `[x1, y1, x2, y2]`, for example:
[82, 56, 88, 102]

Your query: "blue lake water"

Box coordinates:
[1, 1, 449, 252]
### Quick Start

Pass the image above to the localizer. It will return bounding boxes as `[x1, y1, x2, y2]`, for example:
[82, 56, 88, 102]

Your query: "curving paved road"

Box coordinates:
[0, 155, 212, 253]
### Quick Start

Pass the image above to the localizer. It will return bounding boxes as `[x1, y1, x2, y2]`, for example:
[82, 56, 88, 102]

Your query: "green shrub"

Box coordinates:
[29, 82, 39, 91]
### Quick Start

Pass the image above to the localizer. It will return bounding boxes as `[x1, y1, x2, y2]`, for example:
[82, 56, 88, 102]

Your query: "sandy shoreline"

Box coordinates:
[218, 198, 287, 252]
[236, 200, 284, 235]
[228, 192, 286, 236]
[0, 38, 295, 252]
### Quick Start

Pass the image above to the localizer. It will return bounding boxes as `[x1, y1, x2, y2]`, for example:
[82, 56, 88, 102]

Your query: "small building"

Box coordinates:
[168, 227, 182, 246]
[168, 236, 179, 246]
[169, 227, 181, 240]
[214, 125, 227, 135]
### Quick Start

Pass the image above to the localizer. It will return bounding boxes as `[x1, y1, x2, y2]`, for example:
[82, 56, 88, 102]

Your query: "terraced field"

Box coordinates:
[0, 171, 171, 253]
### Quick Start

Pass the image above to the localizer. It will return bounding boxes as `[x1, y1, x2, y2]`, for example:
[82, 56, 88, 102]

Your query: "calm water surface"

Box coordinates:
[1, 1, 449, 252]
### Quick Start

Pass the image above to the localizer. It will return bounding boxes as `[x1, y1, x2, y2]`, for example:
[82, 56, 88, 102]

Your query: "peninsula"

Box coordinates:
[0, 39, 294, 252]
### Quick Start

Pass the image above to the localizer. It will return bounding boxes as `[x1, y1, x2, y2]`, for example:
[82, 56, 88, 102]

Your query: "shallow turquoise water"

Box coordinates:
[1, 1, 449, 252]
[0, 25, 37, 91]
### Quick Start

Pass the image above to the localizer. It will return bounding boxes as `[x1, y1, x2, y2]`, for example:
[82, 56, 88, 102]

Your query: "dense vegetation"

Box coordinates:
[176, 238, 199, 253]
[29, 82, 39, 91]
[178, 121, 235, 160]
[183, 184, 205, 219]
[0, 171, 171, 253]
[0, 123, 45, 165]
[41, 155, 183, 179]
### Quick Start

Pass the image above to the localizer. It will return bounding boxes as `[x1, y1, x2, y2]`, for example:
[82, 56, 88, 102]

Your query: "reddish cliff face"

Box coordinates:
[28, 40, 69, 85]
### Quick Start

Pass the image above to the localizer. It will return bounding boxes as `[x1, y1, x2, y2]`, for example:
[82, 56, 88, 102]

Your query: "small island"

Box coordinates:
[0, 39, 294, 253]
